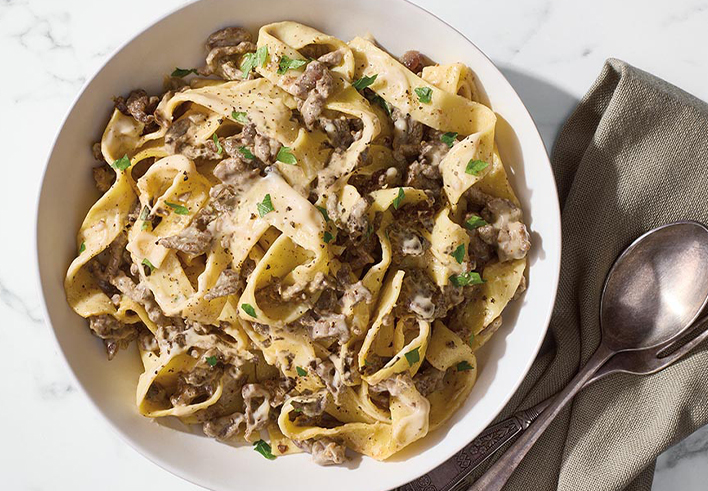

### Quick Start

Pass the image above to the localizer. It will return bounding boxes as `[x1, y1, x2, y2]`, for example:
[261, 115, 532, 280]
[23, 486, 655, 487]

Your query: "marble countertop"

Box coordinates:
[3, 0, 708, 489]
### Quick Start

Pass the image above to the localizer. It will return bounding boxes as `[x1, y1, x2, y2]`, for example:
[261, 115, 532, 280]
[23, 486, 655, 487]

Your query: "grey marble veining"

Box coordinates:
[2, 0, 708, 489]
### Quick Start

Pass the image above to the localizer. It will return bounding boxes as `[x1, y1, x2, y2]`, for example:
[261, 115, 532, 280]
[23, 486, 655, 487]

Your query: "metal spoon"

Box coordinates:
[398, 314, 708, 491]
[468, 221, 708, 491]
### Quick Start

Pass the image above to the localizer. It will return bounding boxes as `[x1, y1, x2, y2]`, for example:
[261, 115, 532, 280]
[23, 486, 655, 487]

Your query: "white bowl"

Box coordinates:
[35, 0, 561, 489]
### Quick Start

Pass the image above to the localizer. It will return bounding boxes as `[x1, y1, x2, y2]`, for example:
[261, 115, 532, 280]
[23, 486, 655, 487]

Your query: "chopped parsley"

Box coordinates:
[206, 356, 218, 367]
[296, 366, 307, 377]
[276, 146, 297, 164]
[367, 93, 391, 115]
[451, 244, 465, 264]
[277, 55, 307, 74]
[465, 215, 488, 229]
[466, 159, 489, 176]
[231, 111, 249, 124]
[111, 154, 131, 171]
[141, 258, 155, 273]
[404, 347, 420, 366]
[241, 46, 268, 76]
[364, 223, 374, 239]
[469, 332, 475, 345]
[392, 187, 405, 210]
[241, 303, 257, 318]
[456, 360, 474, 372]
[441, 132, 458, 148]
[414, 86, 433, 103]
[323, 231, 334, 243]
[257, 194, 274, 217]
[139, 205, 151, 231]
[212, 133, 223, 155]
[171, 67, 198, 78]
[449, 271, 485, 287]
[253, 439, 276, 460]
[316, 205, 330, 222]
[239, 146, 255, 159]
[165, 202, 189, 215]
[352, 74, 378, 90]
[78, 242, 86, 254]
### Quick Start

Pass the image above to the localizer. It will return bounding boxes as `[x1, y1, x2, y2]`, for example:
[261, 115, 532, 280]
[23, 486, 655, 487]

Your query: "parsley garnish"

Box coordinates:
[441, 132, 458, 148]
[364, 223, 374, 239]
[257, 194, 274, 217]
[165, 202, 189, 215]
[241, 46, 268, 76]
[449, 272, 485, 287]
[466, 159, 489, 176]
[415, 86, 433, 103]
[296, 366, 307, 377]
[239, 146, 255, 159]
[276, 146, 297, 164]
[141, 258, 155, 273]
[392, 187, 405, 210]
[231, 111, 249, 124]
[451, 244, 465, 264]
[212, 133, 223, 155]
[371, 94, 391, 115]
[277, 55, 307, 74]
[456, 360, 474, 372]
[465, 215, 488, 229]
[316, 205, 330, 222]
[171, 67, 198, 78]
[352, 74, 378, 90]
[469, 332, 475, 345]
[404, 347, 420, 366]
[78, 242, 86, 253]
[323, 231, 334, 243]
[139, 205, 151, 231]
[253, 439, 276, 460]
[206, 355, 218, 367]
[111, 155, 131, 171]
[241, 303, 257, 318]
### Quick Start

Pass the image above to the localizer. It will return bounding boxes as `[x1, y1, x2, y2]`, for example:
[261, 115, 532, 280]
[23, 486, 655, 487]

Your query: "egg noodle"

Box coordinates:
[64, 22, 530, 464]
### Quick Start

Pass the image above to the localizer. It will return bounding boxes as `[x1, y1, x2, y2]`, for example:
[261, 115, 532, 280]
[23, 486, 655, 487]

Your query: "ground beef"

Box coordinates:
[87, 314, 138, 360]
[413, 366, 446, 396]
[205, 27, 253, 50]
[158, 226, 212, 255]
[320, 117, 360, 149]
[399, 50, 430, 74]
[113, 89, 159, 125]
[392, 108, 423, 160]
[289, 60, 335, 129]
[242, 383, 272, 441]
[170, 365, 223, 407]
[203, 412, 245, 441]
[92, 164, 114, 192]
[395, 269, 464, 321]
[165, 114, 222, 160]
[294, 438, 348, 466]
[478, 198, 531, 262]
[311, 358, 345, 403]
[204, 269, 242, 300]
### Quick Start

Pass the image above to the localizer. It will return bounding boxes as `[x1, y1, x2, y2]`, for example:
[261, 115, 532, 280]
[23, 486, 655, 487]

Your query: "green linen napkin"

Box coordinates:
[487, 58, 708, 490]
[400, 58, 708, 491]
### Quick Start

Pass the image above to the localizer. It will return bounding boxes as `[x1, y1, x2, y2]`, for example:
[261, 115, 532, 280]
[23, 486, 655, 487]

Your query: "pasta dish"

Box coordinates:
[64, 22, 530, 465]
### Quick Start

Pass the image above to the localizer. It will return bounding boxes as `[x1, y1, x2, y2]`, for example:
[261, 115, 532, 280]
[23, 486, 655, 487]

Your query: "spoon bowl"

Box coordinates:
[600, 221, 708, 351]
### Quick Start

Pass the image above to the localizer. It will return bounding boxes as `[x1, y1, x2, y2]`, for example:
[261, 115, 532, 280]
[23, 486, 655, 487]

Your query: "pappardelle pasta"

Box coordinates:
[65, 22, 530, 465]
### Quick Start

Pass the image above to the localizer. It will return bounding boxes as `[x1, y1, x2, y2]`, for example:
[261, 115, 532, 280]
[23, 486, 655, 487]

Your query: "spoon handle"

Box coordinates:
[468, 344, 614, 491]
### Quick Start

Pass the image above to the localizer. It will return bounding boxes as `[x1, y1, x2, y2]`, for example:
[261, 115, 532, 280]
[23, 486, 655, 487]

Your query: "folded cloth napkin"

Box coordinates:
[483, 58, 708, 490]
[401, 58, 708, 491]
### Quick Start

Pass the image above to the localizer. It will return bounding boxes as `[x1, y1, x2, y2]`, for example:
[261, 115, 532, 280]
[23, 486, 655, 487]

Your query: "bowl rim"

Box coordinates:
[34, 0, 562, 488]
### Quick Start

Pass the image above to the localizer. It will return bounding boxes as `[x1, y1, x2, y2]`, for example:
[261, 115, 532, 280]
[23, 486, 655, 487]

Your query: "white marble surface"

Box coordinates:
[2, 0, 708, 489]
